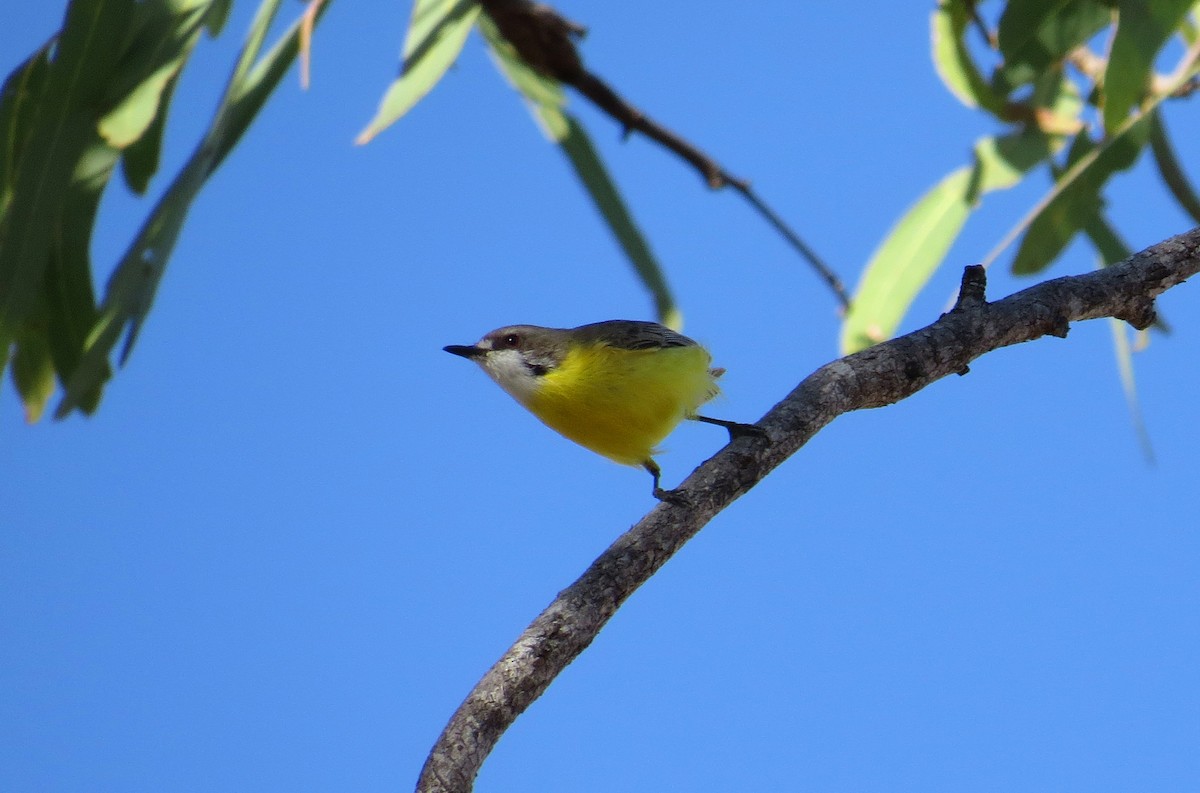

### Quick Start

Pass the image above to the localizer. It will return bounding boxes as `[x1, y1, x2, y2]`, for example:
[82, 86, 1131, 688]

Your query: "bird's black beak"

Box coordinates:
[444, 344, 484, 359]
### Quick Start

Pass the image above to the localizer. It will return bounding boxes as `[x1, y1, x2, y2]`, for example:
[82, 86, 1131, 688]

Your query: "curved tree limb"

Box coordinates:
[415, 226, 1200, 793]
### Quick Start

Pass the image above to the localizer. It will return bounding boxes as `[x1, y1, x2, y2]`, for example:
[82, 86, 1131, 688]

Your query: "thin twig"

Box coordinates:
[965, 0, 996, 49]
[479, 0, 847, 309]
[733, 183, 850, 309]
[415, 226, 1200, 793]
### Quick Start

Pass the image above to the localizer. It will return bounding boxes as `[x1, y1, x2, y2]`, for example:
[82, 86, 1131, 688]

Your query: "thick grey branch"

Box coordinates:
[415, 226, 1200, 793]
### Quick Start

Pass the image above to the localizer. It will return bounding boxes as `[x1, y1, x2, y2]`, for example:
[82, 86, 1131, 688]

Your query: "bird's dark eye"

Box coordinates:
[500, 333, 520, 348]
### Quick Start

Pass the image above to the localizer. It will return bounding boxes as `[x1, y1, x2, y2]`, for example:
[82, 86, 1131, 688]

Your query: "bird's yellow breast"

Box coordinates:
[524, 342, 719, 467]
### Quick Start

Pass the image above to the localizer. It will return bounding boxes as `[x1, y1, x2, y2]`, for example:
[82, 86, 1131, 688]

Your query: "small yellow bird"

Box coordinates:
[444, 320, 761, 498]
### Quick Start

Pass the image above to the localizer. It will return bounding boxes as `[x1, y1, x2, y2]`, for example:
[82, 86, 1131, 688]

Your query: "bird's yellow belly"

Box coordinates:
[524, 344, 718, 466]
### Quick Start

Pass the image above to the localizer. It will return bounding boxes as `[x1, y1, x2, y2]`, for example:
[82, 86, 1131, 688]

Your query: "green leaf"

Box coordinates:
[1010, 115, 1149, 275]
[931, 0, 1005, 114]
[1, 42, 113, 421]
[105, 0, 213, 192]
[995, 0, 1110, 90]
[0, 43, 52, 219]
[97, 0, 211, 149]
[208, 0, 332, 174]
[1089, 209, 1154, 462]
[121, 71, 180, 194]
[205, 0, 234, 37]
[1, 0, 218, 418]
[356, 0, 481, 144]
[975, 127, 1058, 192]
[11, 309, 55, 423]
[56, 0, 333, 417]
[0, 0, 133, 356]
[1103, 0, 1193, 133]
[1028, 65, 1086, 134]
[1182, 2, 1200, 43]
[44, 139, 117, 414]
[840, 128, 1057, 354]
[554, 110, 679, 327]
[841, 168, 973, 353]
[983, 51, 1198, 273]
[1108, 315, 1155, 463]
[1147, 108, 1200, 224]
[480, 12, 679, 328]
[1109, 319, 1152, 449]
[0, 328, 9, 383]
[1011, 134, 1100, 275]
[1082, 210, 1132, 265]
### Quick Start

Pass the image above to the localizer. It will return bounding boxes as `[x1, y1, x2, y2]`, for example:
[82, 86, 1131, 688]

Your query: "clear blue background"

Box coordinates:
[3, 3, 1198, 791]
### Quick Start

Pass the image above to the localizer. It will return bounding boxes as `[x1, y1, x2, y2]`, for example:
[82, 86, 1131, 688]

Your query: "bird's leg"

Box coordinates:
[645, 459, 686, 503]
[691, 414, 767, 441]
[645, 459, 667, 499]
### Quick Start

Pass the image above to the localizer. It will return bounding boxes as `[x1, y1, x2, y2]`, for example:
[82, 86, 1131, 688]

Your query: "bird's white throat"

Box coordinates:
[477, 349, 543, 405]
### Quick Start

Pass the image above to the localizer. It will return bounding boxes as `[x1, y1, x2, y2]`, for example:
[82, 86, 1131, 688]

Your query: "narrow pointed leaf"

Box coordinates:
[480, 13, 679, 327]
[1083, 211, 1132, 265]
[1184, 2, 1200, 42]
[206, 0, 234, 37]
[56, 0, 332, 417]
[975, 127, 1059, 193]
[209, 1, 332, 173]
[1090, 222, 1150, 455]
[103, 0, 212, 190]
[1010, 116, 1149, 275]
[841, 128, 1056, 354]
[1028, 66, 1086, 135]
[1148, 107, 1200, 224]
[101, 66, 188, 147]
[11, 313, 55, 423]
[553, 110, 679, 327]
[356, 0, 481, 144]
[1103, 0, 1193, 133]
[931, 0, 1005, 114]
[985, 54, 1198, 273]
[118, 0, 325, 362]
[0, 41, 103, 421]
[0, 330, 9, 382]
[1108, 315, 1155, 463]
[995, 0, 1110, 90]
[121, 71, 180, 194]
[841, 167, 973, 353]
[2, 0, 223, 418]
[0, 45, 52, 215]
[0, 0, 132, 350]
[44, 140, 117, 414]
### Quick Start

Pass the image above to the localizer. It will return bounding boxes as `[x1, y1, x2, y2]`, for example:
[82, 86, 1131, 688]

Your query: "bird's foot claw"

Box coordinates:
[726, 422, 767, 441]
[653, 486, 689, 505]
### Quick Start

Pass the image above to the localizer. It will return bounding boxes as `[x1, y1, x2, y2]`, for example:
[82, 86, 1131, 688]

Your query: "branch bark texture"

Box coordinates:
[415, 226, 1200, 793]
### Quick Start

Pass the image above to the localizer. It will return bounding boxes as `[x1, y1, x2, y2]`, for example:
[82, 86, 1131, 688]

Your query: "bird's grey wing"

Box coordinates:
[571, 320, 698, 350]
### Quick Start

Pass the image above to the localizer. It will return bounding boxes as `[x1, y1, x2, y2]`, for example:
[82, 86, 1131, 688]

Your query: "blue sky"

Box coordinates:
[3, 3, 1199, 792]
